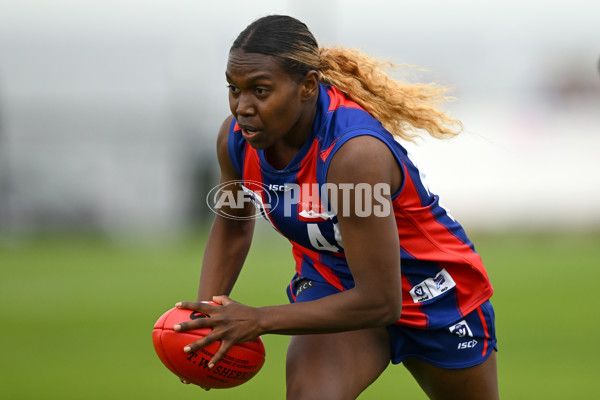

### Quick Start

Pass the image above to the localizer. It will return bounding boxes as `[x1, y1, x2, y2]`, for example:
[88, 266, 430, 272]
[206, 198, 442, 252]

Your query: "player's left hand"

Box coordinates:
[173, 296, 263, 368]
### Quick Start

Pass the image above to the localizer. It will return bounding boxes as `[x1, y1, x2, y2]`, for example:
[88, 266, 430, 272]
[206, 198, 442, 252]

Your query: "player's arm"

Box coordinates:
[176, 135, 402, 366]
[257, 134, 403, 332]
[196, 115, 255, 301]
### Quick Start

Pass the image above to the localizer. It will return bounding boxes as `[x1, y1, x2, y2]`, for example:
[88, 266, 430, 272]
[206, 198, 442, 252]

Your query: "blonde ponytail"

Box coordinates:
[318, 47, 462, 141]
[232, 16, 461, 141]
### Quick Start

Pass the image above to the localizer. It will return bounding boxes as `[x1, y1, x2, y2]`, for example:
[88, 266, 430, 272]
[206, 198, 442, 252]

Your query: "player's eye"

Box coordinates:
[227, 84, 240, 95]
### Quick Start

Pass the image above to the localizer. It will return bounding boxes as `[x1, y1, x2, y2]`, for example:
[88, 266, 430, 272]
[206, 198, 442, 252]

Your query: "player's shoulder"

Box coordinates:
[327, 135, 398, 185]
[336, 134, 391, 158]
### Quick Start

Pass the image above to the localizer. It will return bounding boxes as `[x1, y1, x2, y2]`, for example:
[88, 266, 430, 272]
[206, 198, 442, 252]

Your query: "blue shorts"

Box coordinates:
[287, 275, 497, 369]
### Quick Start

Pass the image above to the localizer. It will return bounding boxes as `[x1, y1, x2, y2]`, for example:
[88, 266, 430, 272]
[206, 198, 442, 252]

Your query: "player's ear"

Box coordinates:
[300, 70, 319, 101]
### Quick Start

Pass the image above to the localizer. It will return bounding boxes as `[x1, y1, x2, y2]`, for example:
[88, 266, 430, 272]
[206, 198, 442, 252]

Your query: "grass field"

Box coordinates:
[1, 226, 599, 399]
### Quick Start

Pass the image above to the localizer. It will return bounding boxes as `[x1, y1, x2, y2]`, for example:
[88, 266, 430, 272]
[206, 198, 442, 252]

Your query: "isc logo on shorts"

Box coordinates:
[457, 340, 478, 350]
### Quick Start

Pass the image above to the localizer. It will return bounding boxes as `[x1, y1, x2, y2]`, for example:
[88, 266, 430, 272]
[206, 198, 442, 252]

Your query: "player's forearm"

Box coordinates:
[197, 216, 255, 301]
[256, 286, 401, 335]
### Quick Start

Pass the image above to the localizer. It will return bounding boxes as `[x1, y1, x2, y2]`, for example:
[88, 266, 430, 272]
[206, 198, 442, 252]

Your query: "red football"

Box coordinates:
[152, 306, 266, 389]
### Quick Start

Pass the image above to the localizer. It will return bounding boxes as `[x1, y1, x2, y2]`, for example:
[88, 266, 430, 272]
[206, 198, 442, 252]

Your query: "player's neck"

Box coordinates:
[265, 101, 317, 170]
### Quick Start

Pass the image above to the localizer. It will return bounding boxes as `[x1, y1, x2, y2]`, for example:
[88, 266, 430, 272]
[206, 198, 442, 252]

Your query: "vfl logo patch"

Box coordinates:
[414, 286, 426, 297]
[409, 269, 456, 303]
[449, 320, 473, 338]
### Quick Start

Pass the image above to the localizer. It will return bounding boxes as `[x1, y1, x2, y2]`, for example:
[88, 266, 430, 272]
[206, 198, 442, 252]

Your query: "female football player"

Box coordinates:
[174, 15, 499, 399]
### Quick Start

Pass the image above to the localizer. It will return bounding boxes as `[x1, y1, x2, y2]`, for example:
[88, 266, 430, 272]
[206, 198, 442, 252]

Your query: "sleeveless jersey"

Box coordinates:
[227, 83, 493, 329]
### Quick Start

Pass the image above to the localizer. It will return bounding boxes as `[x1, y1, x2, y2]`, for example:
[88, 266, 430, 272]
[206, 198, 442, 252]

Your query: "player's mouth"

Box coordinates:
[240, 125, 263, 141]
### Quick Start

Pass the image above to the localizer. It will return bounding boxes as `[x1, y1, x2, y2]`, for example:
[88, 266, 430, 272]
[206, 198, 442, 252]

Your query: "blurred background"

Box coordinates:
[1, 0, 599, 399]
[1, 0, 598, 236]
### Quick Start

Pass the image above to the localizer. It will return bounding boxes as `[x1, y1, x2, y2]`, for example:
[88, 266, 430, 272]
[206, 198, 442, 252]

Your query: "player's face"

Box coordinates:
[226, 49, 314, 150]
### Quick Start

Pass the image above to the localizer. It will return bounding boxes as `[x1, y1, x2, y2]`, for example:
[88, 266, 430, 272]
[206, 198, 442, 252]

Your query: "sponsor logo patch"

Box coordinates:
[409, 269, 456, 303]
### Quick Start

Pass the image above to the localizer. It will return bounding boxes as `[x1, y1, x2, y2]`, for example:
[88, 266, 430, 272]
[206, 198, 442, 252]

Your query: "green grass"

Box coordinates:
[1, 227, 599, 399]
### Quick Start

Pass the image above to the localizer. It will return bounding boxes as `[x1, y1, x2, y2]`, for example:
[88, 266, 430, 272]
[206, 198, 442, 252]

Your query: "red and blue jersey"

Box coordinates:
[227, 83, 493, 329]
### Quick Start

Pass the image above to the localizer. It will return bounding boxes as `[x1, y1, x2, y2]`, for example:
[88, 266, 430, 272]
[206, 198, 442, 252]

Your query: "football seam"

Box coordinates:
[156, 329, 188, 380]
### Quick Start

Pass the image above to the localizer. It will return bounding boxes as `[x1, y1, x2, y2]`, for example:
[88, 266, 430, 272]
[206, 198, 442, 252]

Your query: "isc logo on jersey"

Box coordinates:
[268, 184, 292, 192]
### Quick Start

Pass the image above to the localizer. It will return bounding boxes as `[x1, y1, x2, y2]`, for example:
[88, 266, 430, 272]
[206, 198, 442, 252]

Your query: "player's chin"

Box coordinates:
[244, 136, 271, 150]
